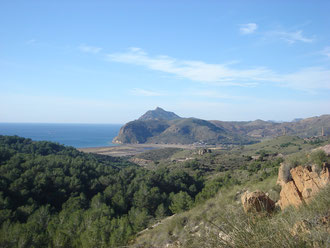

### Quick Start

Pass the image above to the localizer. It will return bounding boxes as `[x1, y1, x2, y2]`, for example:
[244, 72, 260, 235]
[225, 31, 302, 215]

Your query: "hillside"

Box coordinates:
[131, 141, 330, 248]
[113, 108, 330, 145]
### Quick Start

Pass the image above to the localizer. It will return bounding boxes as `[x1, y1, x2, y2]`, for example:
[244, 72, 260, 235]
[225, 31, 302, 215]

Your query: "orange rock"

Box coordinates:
[241, 190, 275, 214]
[278, 163, 330, 209]
[278, 181, 304, 209]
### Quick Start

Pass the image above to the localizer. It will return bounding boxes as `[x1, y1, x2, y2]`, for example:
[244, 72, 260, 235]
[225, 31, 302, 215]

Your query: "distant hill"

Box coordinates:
[138, 107, 181, 121]
[113, 108, 330, 145]
[211, 114, 330, 139]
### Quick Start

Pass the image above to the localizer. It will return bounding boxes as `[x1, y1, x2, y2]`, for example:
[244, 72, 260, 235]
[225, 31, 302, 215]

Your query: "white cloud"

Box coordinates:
[107, 48, 330, 91]
[107, 48, 272, 87]
[239, 23, 258, 34]
[321, 46, 330, 58]
[268, 30, 314, 44]
[131, 88, 164, 96]
[78, 44, 102, 54]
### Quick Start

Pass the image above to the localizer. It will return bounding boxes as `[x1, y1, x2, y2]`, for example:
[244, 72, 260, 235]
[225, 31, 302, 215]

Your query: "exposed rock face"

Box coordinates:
[113, 120, 170, 144]
[278, 181, 304, 209]
[278, 163, 330, 209]
[241, 190, 275, 214]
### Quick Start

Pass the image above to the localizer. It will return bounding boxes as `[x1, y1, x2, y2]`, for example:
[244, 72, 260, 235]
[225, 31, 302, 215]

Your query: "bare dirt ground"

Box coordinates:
[78, 143, 197, 157]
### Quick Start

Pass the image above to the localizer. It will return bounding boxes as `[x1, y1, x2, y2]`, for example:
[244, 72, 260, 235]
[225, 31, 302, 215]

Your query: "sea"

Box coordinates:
[0, 123, 122, 148]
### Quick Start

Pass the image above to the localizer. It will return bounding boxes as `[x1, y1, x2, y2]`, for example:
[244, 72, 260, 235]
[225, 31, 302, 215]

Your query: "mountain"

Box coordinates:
[113, 109, 330, 145]
[138, 107, 181, 121]
[113, 108, 255, 145]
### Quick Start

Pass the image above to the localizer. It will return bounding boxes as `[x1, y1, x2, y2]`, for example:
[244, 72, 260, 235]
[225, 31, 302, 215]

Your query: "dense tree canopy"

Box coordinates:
[0, 135, 203, 247]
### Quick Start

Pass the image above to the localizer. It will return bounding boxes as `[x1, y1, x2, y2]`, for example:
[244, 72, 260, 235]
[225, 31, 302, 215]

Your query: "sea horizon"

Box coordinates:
[0, 123, 122, 148]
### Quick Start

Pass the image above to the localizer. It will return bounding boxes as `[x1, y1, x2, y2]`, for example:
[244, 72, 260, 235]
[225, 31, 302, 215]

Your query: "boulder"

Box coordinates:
[198, 148, 211, 155]
[241, 190, 275, 214]
[277, 163, 330, 209]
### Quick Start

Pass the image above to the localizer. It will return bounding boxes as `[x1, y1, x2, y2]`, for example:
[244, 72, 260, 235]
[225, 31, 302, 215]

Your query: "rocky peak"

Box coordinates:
[138, 107, 181, 121]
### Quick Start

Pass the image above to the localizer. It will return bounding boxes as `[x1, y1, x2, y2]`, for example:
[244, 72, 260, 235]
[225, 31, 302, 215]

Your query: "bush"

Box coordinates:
[308, 150, 328, 169]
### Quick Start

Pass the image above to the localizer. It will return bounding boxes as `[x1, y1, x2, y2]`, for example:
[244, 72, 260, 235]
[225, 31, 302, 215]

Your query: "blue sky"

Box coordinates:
[1, 0, 330, 123]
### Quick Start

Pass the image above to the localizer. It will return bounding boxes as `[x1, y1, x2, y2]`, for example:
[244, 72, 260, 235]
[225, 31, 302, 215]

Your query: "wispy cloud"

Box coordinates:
[107, 48, 330, 92]
[321, 46, 330, 58]
[130, 88, 164, 96]
[107, 48, 272, 87]
[78, 44, 102, 54]
[267, 30, 314, 44]
[239, 23, 258, 34]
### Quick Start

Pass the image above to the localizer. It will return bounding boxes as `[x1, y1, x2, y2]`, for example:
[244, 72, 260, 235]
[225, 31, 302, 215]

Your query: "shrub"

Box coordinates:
[169, 191, 193, 214]
[308, 150, 328, 169]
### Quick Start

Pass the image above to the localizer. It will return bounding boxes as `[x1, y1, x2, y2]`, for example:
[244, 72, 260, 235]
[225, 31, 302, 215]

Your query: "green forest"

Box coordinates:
[0, 135, 208, 247]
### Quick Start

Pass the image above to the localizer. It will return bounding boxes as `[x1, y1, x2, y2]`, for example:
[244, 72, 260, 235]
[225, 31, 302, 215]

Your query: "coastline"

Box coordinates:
[78, 143, 200, 157]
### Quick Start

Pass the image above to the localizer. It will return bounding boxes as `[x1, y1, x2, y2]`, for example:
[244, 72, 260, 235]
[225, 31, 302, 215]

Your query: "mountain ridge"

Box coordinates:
[113, 108, 330, 145]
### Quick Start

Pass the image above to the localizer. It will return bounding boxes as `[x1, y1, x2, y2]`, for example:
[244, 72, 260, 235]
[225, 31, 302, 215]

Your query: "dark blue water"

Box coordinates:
[0, 123, 122, 148]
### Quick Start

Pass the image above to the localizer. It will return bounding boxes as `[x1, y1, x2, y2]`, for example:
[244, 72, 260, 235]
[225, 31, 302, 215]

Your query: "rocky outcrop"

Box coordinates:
[277, 181, 304, 209]
[198, 148, 212, 155]
[277, 163, 330, 209]
[241, 190, 275, 214]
